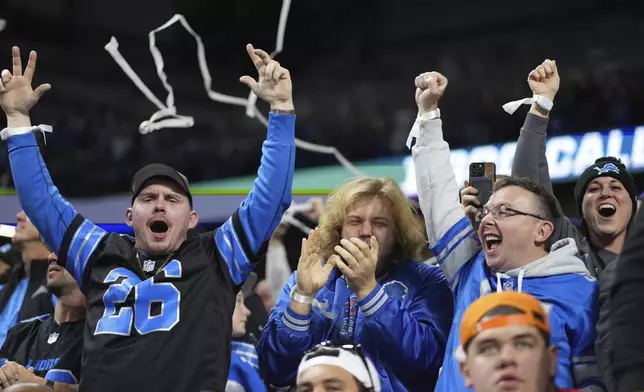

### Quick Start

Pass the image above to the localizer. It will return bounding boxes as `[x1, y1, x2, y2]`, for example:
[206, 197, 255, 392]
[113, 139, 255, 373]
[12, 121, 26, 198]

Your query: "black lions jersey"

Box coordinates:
[60, 212, 262, 392]
[8, 111, 295, 392]
[0, 315, 83, 385]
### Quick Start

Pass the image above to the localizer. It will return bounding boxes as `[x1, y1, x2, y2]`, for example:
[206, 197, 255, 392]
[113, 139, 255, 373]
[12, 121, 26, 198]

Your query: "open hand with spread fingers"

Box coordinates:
[0, 47, 51, 124]
[334, 237, 379, 300]
[414, 71, 448, 116]
[239, 44, 293, 111]
[528, 59, 560, 103]
[295, 228, 337, 298]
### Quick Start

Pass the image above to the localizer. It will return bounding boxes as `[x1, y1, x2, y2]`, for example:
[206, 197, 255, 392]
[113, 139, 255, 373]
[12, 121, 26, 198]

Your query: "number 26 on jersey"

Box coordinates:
[95, 259, 182, 336]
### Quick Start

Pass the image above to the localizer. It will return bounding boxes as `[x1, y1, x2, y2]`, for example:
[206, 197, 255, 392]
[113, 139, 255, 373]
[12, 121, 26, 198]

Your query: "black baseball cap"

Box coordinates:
[131, 163, 193, 206]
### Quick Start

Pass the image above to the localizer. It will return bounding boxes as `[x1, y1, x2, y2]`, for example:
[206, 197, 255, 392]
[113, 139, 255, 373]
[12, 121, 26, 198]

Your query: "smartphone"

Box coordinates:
[468, 162, 496, 207]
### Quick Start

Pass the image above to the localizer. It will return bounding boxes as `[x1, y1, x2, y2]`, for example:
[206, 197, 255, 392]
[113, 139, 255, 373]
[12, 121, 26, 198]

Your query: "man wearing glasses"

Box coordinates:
[295, 342, 381, 392]
[409, 71, 603, 391]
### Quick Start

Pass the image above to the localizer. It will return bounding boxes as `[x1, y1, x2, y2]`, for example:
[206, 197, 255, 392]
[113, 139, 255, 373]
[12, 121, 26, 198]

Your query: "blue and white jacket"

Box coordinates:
[257, 261, 454, 392]
[409, 114, 604, 392]
[226, 341, 266, 392]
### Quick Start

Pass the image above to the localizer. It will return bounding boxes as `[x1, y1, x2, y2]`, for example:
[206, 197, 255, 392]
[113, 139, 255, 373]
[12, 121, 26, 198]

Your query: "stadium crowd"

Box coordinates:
[0, 24, 644, 392]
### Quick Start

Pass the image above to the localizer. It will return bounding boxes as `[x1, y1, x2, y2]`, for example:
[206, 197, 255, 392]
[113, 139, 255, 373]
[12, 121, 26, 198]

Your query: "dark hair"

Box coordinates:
[463, 305, 550, 352]
[493, 177, 560, 224]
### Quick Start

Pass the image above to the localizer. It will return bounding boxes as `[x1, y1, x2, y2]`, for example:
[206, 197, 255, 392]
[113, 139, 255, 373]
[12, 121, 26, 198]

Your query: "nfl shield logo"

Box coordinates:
[47, 333, 59, 344]
[143, 259, 156, 273]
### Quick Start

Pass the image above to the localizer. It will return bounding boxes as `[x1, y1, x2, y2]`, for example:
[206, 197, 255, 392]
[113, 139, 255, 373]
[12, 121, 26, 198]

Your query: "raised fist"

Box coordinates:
[414, 71, 448, 115]
[528, 59, 559, 102]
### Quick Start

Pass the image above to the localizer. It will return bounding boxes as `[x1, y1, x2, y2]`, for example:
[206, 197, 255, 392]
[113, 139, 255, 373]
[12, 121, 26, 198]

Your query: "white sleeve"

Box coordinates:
[410, 114, 481, 286]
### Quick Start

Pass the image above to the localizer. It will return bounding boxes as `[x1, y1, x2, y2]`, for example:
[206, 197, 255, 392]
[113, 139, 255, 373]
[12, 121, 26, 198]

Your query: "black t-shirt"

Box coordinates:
[0, 315, 83, 384]
[59, 212, 264, 392]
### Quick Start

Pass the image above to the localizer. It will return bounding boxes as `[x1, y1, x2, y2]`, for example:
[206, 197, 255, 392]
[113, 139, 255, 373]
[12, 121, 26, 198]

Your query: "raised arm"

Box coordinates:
[509, 60, 580, 244]
[0, 47, 105, 287]
[409, 72, 480, 287]
[214, 44, 295, 286]
[511, 59, 560, 194]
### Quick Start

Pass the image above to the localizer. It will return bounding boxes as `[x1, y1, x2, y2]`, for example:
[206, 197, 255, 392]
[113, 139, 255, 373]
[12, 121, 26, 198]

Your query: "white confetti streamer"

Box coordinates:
[104, 0, 364, 176]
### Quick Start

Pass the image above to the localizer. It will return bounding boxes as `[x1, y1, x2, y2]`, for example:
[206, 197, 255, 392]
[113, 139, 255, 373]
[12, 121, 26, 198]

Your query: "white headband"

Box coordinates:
[296, 347, 381, 391]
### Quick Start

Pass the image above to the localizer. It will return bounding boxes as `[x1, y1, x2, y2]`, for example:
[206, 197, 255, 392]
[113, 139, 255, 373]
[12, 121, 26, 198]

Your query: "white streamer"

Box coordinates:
[104, 2, 364, 176]
[502, 95, 553, 115]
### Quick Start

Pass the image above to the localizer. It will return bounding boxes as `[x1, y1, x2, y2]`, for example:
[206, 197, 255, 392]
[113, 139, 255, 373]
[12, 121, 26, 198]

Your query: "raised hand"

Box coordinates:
[528, 59, 559, 102]
[0, 47, 51, 121]
[414, 71, 448, 116]
[239, 44, 293, 111]
[295, 228, 336, 297]
[334, 237, 379, 300]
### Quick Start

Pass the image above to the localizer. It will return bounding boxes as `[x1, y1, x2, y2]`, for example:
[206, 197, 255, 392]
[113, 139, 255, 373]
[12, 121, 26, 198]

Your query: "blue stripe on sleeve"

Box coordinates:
[66, 219, 106, 286]
[430, 216, 472, 256]
[45, 369, 78, 384]
[214, 218, 252, 285]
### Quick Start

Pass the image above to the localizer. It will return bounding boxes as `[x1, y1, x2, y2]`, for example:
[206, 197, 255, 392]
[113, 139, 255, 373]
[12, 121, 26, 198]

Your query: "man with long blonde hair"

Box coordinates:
[257, 177, 454, 391]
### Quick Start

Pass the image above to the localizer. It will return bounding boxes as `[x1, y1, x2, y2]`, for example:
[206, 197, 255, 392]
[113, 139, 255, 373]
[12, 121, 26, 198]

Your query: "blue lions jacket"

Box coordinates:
[409, 115, 605, 392]
[257, 261, 453, 392]
[226, 342, 266, 392]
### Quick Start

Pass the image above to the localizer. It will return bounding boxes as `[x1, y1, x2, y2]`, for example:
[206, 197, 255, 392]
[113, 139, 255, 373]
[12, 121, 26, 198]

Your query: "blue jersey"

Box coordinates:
[257, 261, 453, 392]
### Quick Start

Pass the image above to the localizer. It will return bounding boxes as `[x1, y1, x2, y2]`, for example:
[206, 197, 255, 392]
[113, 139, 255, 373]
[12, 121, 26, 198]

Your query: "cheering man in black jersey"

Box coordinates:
[0, 44, 296, 392]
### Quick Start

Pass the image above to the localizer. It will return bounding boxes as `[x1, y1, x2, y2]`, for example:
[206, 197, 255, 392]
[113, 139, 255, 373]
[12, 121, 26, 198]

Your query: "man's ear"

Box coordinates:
[459, 359, 473, 389]
[548, 344, 558, 377]
[535, 220, 554, 244]
[125, 208, 133, 227]
[189, 210, 199, 229]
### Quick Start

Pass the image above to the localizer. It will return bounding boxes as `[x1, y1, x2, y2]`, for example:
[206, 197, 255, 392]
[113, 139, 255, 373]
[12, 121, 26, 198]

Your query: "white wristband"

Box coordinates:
[0, 124, 53, 143]
[289, 286, 315, 305]
[502, 95, 553, 115]
[406, 108, 441, 149]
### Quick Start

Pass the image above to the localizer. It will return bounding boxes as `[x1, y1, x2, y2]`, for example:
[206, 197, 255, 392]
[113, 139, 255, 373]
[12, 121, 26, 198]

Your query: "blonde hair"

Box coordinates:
[318, 177, 430, 262]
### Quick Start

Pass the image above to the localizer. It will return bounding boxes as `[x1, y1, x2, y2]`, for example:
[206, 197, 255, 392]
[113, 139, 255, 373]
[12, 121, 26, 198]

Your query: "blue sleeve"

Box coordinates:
[214, 113, 295, 285]
[7, 133, 106, 286]
[256, 272, 323, 388]
[357, 267, 454, 377]
[227, 354, 267, 392]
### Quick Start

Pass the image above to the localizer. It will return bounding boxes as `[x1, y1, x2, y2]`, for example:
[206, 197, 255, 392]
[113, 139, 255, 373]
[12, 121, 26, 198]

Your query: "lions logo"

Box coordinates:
[594, 163, 619, 175]
[383, 280, 409, 300]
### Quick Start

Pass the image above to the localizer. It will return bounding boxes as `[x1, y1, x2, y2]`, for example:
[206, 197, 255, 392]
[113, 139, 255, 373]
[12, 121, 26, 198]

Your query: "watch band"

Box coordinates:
[289, 286, 314, 305]
[270, 108, 296, 115]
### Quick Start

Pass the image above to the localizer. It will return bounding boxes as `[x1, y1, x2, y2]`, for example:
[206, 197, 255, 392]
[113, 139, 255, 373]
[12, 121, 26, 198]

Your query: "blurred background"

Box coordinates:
[1, 0, 643, 230]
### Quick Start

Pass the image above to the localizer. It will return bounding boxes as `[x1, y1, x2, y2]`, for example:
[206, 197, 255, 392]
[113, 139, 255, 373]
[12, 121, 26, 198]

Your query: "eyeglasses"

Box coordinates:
[475, 205, 545, 223]
[301, 342, 375, 391]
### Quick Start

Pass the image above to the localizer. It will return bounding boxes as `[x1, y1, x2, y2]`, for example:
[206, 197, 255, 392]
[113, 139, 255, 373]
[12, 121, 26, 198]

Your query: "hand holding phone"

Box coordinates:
[468, 162, 496, 207]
